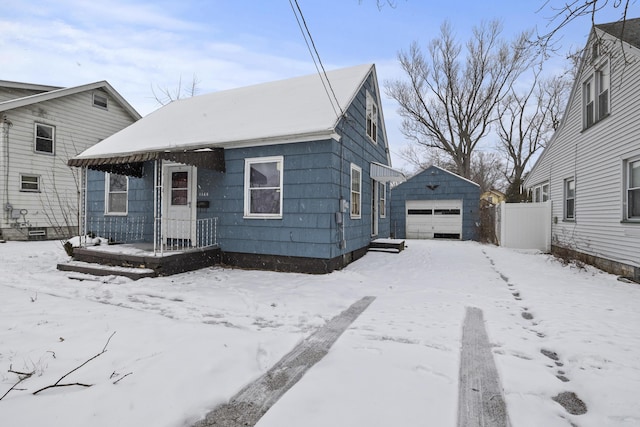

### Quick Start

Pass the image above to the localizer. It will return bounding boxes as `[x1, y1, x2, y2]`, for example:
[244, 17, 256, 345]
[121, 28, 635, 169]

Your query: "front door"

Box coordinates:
[163, 164, 197, 248]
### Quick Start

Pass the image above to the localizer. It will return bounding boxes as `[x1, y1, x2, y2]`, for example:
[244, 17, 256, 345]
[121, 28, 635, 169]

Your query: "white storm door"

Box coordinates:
[371, 179, 379, 236]
[163, 164, 197, 246]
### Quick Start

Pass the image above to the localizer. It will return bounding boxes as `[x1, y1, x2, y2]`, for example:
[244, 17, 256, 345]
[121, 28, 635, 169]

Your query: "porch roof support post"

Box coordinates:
[80, 166, 87, 248]
[153, 159, 163, 255]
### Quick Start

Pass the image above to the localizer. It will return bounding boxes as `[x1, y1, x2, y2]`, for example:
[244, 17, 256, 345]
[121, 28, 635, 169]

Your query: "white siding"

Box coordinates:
[1, 90, 137, 236]
[526, 30, 640, 268]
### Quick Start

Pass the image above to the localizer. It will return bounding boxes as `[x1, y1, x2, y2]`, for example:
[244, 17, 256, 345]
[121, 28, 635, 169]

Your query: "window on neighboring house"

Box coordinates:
[366, 91, 378, 143]
[20, 174, 40, 192]
[34, 123, 55, 154]
[93, 92, 108, 109]
[379, 182, 386, 218]
[350, 164, 361, 218]
[533, 183, 549, 203]
[105, 173, 128, 215]
[534, 187, 541, 203]
[627, 159, 640, 220]
[564, 178, 575, 220]
[583, 59, 610, 129]
[244, 156, 283, 218]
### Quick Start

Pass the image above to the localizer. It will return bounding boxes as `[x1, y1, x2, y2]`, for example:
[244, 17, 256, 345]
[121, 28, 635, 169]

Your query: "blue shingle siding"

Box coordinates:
[390, 166, 480, 240]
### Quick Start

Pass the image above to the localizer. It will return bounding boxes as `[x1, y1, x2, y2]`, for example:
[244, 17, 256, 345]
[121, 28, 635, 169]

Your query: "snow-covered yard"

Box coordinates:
[1, 240, 639, 427]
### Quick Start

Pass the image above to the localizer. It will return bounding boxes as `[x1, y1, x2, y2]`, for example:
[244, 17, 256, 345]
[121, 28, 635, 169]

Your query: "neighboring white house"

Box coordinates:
[0, 80, 140, 241]
[525, 18, 640, 281]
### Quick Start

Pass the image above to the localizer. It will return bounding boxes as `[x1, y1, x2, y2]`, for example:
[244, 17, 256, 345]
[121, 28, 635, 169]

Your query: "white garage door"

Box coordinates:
[406, 200, 462, 239]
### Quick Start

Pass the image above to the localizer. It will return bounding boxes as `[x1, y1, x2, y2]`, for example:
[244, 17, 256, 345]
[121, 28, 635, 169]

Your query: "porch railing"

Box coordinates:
[85, 216, 147, 245]
[83, 216, 218, 252]
[155, 217, 218, 253]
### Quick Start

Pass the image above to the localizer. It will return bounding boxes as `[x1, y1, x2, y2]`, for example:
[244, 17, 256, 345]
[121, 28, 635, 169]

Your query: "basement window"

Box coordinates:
[20, 174, 40, 192]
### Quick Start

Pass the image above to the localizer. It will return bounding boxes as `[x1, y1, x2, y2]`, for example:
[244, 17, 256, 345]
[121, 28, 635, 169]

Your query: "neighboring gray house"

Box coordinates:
[525, 18, 640, 281]
[390, 165, 480, 240]
[0, 80, 140, 241]
[68, 64, 405, 273]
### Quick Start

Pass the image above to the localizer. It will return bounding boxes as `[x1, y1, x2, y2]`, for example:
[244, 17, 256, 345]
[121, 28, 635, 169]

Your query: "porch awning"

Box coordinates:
[370, 162, 406, 183]
[68, 148, 225, 178]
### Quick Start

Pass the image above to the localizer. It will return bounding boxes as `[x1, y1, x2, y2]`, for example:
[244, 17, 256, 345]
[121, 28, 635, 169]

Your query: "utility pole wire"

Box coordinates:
[288, 0, 344, 119]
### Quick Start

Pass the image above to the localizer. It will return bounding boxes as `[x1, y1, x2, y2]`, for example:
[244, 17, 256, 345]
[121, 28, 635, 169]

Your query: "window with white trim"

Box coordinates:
[626, 159, 640, 220]
[532, 182, 549, 203]
[93, 92, 108, 109]
[20, 174, 40, 192]
[34, 123, 55, 154]
[534, 187, 541, 203]
[350, 164, 361, 218]
[366, 91, 378, 143]
[379, 182, 386, 218]
[105, 173, 128, 215]
[244, 156, 283, 218]
[583, 59, 610, 129]
[564, 178, 575, 220]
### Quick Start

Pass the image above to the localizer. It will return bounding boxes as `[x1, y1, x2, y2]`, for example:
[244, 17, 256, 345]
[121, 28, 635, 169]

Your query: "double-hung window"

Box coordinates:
[105, 173, 128, 215]
[627, 159, 640, 220]
[583, 58, 610, 129]
[366, 91, 378, 143]
[244, 156, 283, 218]
[20, 174, 40, 192]
[350, 164, 361, 219]
[564, 178, 575, 220]
[34, 123, 55, 154]
[379, 182, 386, 218]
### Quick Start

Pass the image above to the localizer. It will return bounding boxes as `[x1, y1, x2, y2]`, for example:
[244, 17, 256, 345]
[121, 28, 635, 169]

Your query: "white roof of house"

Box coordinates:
[73, 64, 375, 161]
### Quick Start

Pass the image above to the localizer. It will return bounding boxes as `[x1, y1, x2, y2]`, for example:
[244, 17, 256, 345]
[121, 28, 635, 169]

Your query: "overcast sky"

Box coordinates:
[1, 0, 630, 169]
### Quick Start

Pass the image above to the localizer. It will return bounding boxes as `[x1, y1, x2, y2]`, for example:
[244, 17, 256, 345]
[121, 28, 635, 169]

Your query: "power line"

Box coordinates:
[288, 0, 345, 119]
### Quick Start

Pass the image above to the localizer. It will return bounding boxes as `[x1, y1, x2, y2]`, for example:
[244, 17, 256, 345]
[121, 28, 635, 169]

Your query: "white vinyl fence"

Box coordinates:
[495, 201, 552, 252]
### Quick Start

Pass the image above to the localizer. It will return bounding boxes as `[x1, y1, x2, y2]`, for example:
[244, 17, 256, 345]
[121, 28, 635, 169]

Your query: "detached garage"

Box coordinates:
[390, 166, 480, 240]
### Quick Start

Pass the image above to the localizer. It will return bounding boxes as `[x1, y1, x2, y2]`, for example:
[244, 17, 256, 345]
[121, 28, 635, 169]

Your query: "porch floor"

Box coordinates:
[57, 243, 221, 278]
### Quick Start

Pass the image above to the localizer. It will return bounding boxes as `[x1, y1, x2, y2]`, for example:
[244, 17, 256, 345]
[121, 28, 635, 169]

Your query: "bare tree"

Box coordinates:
[386, 20, 534, 179]
[152, 74, 201, 106]
[470, 151, 507, 193]
[536, 0, 633, 51]
[496, 63, 571, 195]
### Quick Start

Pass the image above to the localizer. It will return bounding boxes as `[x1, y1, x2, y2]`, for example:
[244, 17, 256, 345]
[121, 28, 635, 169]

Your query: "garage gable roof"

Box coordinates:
[405, 165, 479, 187]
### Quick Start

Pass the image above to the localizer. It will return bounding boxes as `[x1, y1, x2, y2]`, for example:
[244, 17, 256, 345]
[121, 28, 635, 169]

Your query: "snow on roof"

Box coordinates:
[74, 64, 374, 160]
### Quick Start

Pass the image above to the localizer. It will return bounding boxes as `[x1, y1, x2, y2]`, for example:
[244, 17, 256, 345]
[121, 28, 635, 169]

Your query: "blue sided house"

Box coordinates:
[66, 64, 405, 274]
[390, 165, 480, 241]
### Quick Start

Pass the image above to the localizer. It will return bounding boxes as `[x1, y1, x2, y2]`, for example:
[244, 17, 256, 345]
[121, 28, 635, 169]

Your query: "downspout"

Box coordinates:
[2, 115, 13, 224]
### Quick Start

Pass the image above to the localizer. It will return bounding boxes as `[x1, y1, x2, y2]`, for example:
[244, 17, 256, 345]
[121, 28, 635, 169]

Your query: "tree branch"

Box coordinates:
[32, 332, 116, 395]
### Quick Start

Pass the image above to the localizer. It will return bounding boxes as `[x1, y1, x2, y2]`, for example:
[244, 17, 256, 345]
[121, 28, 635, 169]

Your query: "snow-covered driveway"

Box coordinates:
[1, 240, 638, 426]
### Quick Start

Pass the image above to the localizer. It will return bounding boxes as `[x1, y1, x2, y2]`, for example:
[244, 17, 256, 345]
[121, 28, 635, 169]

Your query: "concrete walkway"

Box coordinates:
[457, 307, 510, 427]
[193, 296, 376, 427]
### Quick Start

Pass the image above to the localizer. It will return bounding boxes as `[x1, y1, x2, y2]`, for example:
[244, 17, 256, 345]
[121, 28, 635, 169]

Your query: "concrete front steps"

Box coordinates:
[57, 245, 221, 280]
